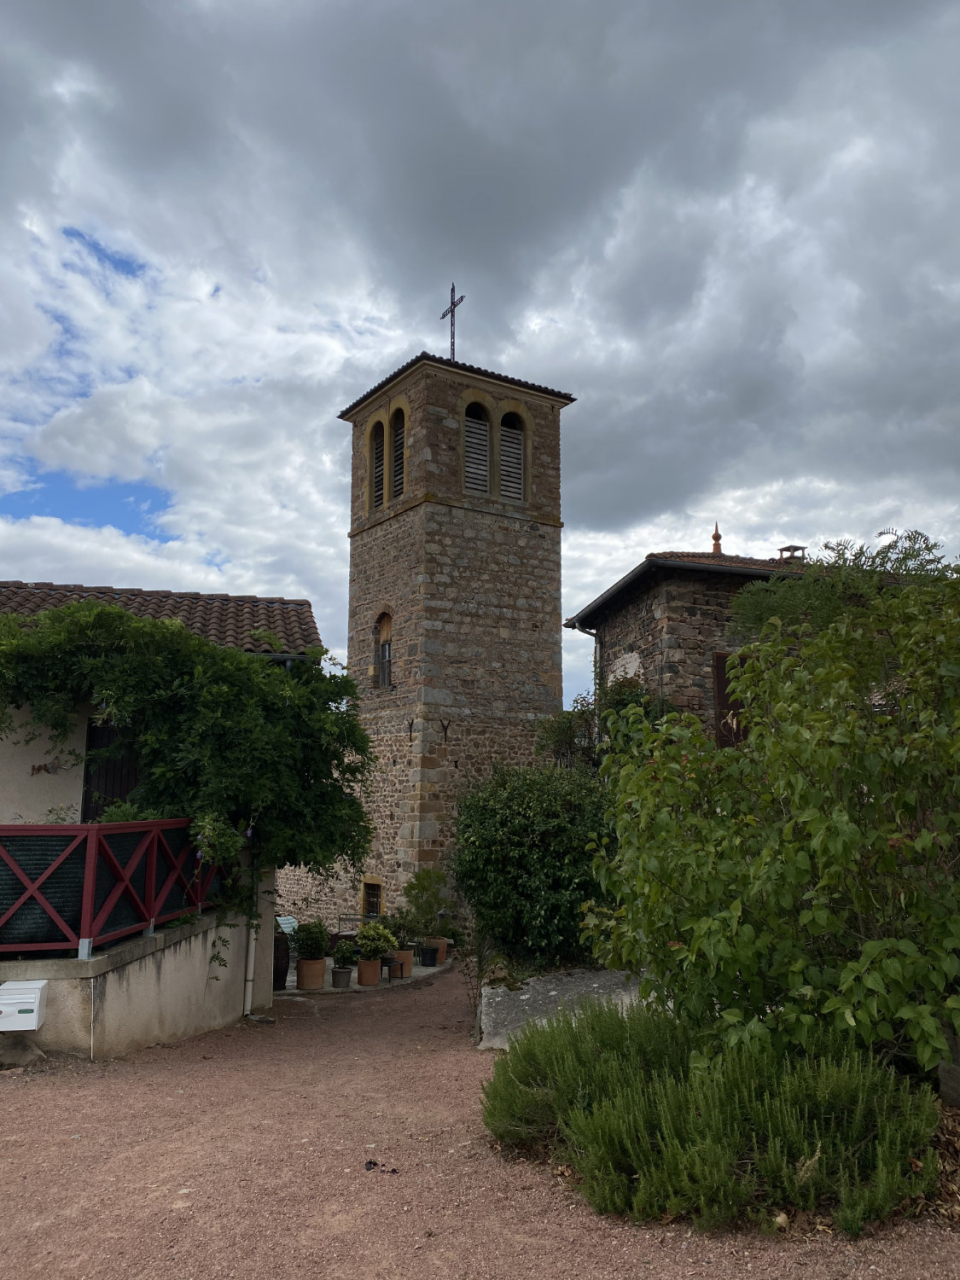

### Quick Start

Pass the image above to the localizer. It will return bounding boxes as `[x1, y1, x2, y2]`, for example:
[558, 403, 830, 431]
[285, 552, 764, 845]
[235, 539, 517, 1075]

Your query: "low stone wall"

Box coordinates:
[0, 894, 274, 1059]
[478, 968, 640, 1051]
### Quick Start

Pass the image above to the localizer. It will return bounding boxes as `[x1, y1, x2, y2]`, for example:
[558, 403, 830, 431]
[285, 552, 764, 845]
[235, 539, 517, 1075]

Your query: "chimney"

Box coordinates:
[778, 544, 806, 563]
[712, 522, 722, 555]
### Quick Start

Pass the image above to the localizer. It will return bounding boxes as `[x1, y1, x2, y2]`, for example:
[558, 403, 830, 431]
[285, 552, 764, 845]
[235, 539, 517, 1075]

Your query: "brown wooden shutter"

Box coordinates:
[391, 413, 405, 498]
[81, 723, 140, 821]
[713, 652, 747, 747]
[372, 424, 385, 508]
[464, 416, 490, 493]
[500, 418, 523, 501]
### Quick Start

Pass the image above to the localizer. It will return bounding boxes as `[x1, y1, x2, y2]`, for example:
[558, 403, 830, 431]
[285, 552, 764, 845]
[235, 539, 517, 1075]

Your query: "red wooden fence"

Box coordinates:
[0, 819, 220, 958]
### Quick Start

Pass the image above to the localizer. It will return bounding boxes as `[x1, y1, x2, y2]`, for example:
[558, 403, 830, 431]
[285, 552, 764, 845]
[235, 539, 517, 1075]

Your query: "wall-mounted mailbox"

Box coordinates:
[0, 980, 48, 1032]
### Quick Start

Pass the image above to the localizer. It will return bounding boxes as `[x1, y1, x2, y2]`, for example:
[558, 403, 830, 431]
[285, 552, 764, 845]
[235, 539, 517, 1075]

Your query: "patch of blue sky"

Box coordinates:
[0, 470, 174, 541]
[61, 227, 147, 279]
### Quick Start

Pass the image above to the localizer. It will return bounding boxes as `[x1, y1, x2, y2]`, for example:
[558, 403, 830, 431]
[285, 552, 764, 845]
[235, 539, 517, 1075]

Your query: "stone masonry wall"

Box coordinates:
[595, 569, 748, 731]
[279, 360, 568, 930]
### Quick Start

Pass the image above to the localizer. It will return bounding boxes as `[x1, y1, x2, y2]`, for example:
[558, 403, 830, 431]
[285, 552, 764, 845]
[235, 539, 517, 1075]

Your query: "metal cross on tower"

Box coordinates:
[441, 282, 465, 360]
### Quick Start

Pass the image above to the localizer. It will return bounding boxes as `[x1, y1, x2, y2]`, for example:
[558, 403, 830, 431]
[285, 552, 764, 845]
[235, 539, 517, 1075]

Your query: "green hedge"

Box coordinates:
[453, 764, 607, 968]
[483, 1003, 938, 1235]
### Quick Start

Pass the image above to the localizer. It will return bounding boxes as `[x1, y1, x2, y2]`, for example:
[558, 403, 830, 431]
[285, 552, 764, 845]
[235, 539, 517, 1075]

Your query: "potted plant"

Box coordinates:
[290, 920, 330, 991]
[354, 921, 397, 987]
[403, 867, 450, 963]
[385, 908, 416, 978]
[331, 938, 355, 990]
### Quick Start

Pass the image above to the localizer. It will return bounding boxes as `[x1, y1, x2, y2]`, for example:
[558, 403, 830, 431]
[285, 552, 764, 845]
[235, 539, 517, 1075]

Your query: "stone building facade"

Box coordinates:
[565, 541, 802, 742]
[278, 352, 574, 927]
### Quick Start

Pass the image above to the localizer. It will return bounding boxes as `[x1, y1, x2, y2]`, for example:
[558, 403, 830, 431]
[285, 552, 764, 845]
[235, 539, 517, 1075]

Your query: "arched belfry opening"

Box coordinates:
[499, 411, 524, 502]
[463, 402, 490, 495]
[390, 409, 405, 499]
[370, 421, 385, 510]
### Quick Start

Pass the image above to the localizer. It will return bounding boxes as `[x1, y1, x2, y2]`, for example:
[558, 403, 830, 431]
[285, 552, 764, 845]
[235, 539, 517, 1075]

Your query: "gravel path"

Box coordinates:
[1, 965, 958, 1280]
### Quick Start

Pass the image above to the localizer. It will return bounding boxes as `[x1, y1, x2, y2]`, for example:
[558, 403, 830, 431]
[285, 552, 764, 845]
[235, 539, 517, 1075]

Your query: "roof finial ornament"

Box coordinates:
[712, 522, 722, 555]
[441, 282, 465, 361]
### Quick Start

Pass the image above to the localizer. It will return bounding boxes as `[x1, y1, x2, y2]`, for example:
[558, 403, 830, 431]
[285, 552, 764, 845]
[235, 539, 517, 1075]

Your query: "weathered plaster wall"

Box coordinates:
[0, 871, 275, 1059]
[0, 707, 87, 823]
[594, 570, 748, 728]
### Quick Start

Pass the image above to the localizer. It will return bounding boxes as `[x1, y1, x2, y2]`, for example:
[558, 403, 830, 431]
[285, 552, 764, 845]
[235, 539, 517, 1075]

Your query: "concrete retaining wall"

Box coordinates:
[0, 873, 275, 1059]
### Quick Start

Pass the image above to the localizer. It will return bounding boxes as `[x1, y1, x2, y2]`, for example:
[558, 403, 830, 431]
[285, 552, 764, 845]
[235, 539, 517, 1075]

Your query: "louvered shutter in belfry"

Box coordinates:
[464, 417, 490, 493]
[500, 421, 524, 501]
[373, 427, 384, 508]
[392, 419, 405, 498]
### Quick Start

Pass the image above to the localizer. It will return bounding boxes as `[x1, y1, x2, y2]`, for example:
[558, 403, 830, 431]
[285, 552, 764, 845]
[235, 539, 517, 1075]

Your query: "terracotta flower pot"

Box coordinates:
[331, 967, 352, 990]
[356, 957, 382, 987]
[296, 957, 326, 991]
[394, 948, 414, 978]
[423, 936, 447, 963]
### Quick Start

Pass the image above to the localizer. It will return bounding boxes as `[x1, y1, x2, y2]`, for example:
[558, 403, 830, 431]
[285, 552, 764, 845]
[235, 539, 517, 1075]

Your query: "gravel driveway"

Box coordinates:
[1, 965, 958, 1280]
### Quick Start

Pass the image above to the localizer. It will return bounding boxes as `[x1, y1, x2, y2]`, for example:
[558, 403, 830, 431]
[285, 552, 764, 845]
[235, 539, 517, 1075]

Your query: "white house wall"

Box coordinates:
[0, 706, 87, 823]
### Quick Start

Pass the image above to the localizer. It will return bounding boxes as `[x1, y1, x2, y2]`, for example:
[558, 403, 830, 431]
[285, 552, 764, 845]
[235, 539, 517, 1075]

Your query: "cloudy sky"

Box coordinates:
[2, 0, 959, 699]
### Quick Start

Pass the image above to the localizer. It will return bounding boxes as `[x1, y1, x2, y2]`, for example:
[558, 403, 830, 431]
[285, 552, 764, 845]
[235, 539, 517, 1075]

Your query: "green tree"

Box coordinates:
[0, 603, 372, 882]
[535, 677, 671, 769]
[730, 528, 955, 640]
[586, 569, 960, 1071]
[454, 763, 608, 968]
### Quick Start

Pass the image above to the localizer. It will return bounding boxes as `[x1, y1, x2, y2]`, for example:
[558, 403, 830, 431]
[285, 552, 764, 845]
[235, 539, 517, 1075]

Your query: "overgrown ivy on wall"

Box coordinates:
[0, 603, 373, 896]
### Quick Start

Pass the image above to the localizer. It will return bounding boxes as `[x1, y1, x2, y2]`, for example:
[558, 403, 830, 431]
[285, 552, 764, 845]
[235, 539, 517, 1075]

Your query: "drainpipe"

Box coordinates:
[243, 854, 260, 1018]
[243, 918, 257, 1017]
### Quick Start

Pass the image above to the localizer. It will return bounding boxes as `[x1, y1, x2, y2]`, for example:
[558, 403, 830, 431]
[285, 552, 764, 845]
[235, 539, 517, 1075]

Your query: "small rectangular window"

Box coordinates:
[500, 422, 524, 501]
[464, 417, 490, 493]
[363, 882, 382, 918]
[379, 640, 392, 687]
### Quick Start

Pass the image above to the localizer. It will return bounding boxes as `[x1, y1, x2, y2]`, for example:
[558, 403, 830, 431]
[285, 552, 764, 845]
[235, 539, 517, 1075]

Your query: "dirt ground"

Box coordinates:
[1, 966, 959, 1280]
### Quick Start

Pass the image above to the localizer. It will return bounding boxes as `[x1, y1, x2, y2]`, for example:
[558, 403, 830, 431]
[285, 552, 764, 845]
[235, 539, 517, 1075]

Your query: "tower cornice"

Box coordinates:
[338, 351, 575, 421]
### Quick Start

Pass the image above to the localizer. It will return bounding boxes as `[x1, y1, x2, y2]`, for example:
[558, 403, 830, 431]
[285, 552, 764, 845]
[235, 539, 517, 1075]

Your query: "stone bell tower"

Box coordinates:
[340, 351, 574, 907]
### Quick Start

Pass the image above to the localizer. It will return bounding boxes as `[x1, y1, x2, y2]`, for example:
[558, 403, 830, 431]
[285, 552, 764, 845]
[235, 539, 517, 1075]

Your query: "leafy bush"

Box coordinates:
[483, 1000, 695, 1151]
[535, 678, 672, 769]
[586, 570, 960, 1071]
[484, 1005, 938, 1234]
[402, 866, 448, 937]
[290, 920, 329, 960]
[332, 939, 356, 968]
[454, 763, 608, 968]
[355, 921, 397, 960]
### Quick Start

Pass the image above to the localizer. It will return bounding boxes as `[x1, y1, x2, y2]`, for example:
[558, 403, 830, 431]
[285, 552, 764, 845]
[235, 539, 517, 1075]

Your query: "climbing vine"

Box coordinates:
[0, 603, 373, 908]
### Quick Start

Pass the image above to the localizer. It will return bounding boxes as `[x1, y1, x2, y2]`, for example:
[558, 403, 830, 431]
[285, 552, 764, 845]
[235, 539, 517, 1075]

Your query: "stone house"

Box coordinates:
[564, 532, 805, 744]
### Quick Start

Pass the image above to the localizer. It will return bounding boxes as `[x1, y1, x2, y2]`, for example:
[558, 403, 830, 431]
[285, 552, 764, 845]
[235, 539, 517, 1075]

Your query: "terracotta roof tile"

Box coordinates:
[338, 350, 575, 419]
[0, 581, 322, 655]
[565, 550, 800, 630]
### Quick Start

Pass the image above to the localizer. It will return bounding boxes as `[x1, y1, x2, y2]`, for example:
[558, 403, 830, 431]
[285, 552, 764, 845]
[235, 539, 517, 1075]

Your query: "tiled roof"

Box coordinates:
[338, 350, 576, 419]
[565, 550, 798, 630]
[0, 582, 322, 654]
[647, 551, 782, 571]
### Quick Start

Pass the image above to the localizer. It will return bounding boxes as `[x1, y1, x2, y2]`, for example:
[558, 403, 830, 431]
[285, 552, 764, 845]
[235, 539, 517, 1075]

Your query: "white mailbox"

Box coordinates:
[0, 981, 48, 1032]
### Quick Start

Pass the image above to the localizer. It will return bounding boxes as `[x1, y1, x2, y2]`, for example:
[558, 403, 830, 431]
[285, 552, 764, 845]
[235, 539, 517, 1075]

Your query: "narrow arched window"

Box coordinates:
[500, 412, 524, 502]
[390, 408, 405, 499]
[374, 613, 392, 687]
[464, 402, 490, 494]
[370, 422, 385, 509]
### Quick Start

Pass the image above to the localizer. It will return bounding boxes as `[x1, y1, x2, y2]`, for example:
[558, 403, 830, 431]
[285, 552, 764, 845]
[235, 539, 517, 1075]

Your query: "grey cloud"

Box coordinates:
[0, 0, 958, 684]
